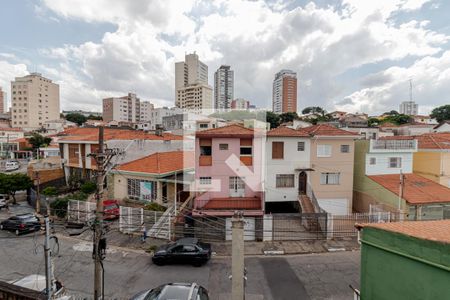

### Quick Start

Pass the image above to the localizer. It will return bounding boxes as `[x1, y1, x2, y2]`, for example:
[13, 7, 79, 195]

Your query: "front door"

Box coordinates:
[298, 172, 307, 195]
[229, 177, 245, 197]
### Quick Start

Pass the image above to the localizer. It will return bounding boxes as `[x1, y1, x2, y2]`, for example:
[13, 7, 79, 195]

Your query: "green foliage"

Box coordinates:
[27, 133, 52, 151]
[67, 174, 82, 190]
[302, 106, 325, 115]
[430, 105, 450, 123]
[384, 114, 412, 125]
[70, 192, 88, 201]
[279, 112, 299, 124]
[383, 110, 399, 116]
[0, 173, 33, 203]
[143, 202, 167, 212]
[368, 117, 380, 127]
[50, 197, 70, 218]
[80, 181, 97, 194]
[87, 115, 102, 120]
[65, 113, 87, 126]
[265, 111, 281, 129]
[42, 186, 58, 197]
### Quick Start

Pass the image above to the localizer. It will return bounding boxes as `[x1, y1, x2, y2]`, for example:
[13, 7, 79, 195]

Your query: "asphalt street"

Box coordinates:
[0, 224, 360, 299]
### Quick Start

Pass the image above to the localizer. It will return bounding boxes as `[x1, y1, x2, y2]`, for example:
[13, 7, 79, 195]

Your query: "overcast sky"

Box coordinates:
[1, 0, 449, 115]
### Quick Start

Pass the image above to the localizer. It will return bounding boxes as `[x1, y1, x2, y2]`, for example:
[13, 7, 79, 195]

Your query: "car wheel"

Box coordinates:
[15, 229, 20, 236]
[153, 259, 164, 266]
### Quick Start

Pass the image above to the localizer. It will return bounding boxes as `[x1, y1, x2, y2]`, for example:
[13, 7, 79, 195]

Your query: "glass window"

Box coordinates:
[369, 157, 376, 165]
[127, 179, 157, 201]
[199, 177, 211, 185]
[276, 174, 295, 188]
[219, 144, 228, 150]
[200, 146, 211, 156]
[320, 173, 340, 185]
[340, 145, 350, 153]
[317, 145, 332, 157]
[389, 157, 402, 168]
[297, 141, 305, 151]
[240, 146, 252, 156]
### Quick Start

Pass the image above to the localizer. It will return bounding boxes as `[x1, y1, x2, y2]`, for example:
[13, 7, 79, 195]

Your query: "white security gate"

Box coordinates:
[225, 217, 255, 241]
[119, 206, 143, 233]
[67, 200, 96, 224]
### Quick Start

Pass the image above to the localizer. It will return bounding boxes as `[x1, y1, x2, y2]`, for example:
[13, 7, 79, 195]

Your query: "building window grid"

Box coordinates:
[320, 172, 340, 185]
[127, 179, 157, 201]
[276, 174, 295, 188]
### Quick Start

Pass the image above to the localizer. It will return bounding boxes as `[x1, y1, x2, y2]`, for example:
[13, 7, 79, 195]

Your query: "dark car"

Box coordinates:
[152, 238, 211, 266]
[130, 283, 209, 300]
[0, 214, 41, 235]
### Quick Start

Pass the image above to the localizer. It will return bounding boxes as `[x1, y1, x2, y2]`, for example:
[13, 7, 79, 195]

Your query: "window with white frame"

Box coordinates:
[369, 157, 376, 165]
[127, 179, 157, 201]
[388, 157, 402, 168]
[297, 141, 305, 151]
[340, 145, 350, 153]
[276, 174, 295, 188]
[320, 173, 340, 185]
[317, 145, 332, 157]
[219, 144, 228, 150]
[199, 177, 212, 185]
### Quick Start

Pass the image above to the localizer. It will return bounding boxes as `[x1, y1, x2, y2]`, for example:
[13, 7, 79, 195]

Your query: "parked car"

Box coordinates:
[5, 160, 20, 171]
[103, 199, 120, 220]
[130, 283, 209, 300]
[152, 238, 211, 266]
[0, 214, 41, 235]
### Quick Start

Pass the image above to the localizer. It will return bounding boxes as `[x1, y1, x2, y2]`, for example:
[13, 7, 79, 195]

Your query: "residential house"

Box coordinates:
[357, 220, 450, 300]
[38, 144, 61, 158]
[0, 128, 24, 158]
[302, 124, 360, 215]
[413, 132, 450, 188]
[193, 124, 264, 217]
[413, 115, 438, 125]
[353, 137, 450, 219]
[339, 115, 368, 128]
[57, 127, 186, 181]
[265, 127, 311, 211]
[110, 151, 194, 206]
[340, 126, 394, 140]
[397, 123, 435, 136]
[433, 121, 450, 133]
[330, 111, 347, 120]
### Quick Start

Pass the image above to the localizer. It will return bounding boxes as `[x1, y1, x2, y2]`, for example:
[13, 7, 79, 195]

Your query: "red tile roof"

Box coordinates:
[415, 133, 450, 150]
[57, 127, 183, 142]
[302, 124, 359, 137]
[368, 173, 450, 205]
[267, 126, 310, 137]
[357, 220, 450, 244]
[196, 124, 255, 138]
[116, 151, 194, 174]
[201, 197, 262, 210]
[0, 127, 23, 132]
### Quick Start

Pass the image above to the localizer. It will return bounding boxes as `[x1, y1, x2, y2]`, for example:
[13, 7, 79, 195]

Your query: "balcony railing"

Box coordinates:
[370, 139, 417, 152]
[195, 197, 262, 210]
[199, 155, 212, 166]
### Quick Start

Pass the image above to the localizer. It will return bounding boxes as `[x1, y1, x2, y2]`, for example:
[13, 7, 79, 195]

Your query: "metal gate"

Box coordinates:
[272, 213, 327, 240]
[119, 206, 143, 233]
[67, 200, 96, 224]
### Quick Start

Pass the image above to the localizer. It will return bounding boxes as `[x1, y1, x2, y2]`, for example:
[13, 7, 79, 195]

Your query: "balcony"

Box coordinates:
[369, 139, 417, 153]
[199, 155, 212, 166]
[194, 197, 263, 216]
[240, 156, 252, 166]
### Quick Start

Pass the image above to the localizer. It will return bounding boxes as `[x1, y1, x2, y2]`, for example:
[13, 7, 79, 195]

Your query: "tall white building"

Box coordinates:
[272, 69, 297, 114]
[103, 93, 154, 123]
[399, 101, 418, 116]
[175, 53, 212, 112]
[214, 65, 234, 110]
[11, 73, 60, 130]
[0, 87, 6, 113]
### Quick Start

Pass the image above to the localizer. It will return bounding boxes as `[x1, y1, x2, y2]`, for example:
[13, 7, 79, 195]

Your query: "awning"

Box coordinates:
[295, 168, 315, 171]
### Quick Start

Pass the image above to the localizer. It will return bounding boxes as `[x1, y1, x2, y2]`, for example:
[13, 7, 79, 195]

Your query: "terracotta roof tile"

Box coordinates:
[415, 133, 450, 150]
[202, 197, 262, 210]
[0, 127, 23, 132]
[302, 124, 359, 136]
[358, 220, 450, 244]
[368, 173, 450, 205]
[116, 151, 194, 174]
[196, 124, 255, 138]
[267, 126, 310, 137]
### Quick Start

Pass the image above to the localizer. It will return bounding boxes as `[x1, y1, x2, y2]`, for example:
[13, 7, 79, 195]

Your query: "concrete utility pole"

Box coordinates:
[93, 126, 105, 300]
[398, 170, 405, 221]
[44, 216, 53, 300]
[231, 211, 245, 300]
[35, 171, 41, 214]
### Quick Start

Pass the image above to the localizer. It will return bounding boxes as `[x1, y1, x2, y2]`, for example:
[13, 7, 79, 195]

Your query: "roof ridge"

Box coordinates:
[428, 134, 443, 150]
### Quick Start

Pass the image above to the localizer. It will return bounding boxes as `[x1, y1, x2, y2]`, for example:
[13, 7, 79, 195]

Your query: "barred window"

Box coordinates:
[127, 179, 157, 201]
[276, 174, 295, 188]
[320, 173, 340, 185]
[219, 144, 228, 150]
[199, 177, 211, 185]
[369, 157, 376, 165]
[389, 157, 402, 168]
[340, 145, 350, 153]
[297, 142, 305, 151]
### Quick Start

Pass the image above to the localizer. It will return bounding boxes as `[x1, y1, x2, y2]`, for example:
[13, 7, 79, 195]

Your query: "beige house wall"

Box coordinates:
[414, 151, 450, 188]
[310, 137, 355, 214]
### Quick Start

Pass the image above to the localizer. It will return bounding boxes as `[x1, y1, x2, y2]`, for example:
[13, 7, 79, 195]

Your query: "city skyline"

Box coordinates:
[1, 1, 450, 115]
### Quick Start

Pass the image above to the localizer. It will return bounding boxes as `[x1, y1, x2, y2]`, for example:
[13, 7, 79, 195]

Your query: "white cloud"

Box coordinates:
[34, 0, 450, 113]
[0, 61, 29, 108]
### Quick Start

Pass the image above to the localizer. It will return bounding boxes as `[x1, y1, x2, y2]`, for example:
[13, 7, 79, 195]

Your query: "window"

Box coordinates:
[199, 123, 208, 128]
[276, 174, 295, 188]
[317, 145, 332, 157]
[200, 146, 211, 156]
[297, 141, 305, 151]
[369, 157, 376, 165]
[127, 179, 157, 201]
[219, 143, 228, 150]
[340, 145, 350, 153]
[199, 177, 211, 185]
[389, 157, 402, 168]
[240, 146, 252, 156]
[272, 142, 284, 159]
[320, 173, 340, 185]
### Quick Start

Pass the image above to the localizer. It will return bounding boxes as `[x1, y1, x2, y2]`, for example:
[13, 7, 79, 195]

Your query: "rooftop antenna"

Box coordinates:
[409, 78, 413, 102]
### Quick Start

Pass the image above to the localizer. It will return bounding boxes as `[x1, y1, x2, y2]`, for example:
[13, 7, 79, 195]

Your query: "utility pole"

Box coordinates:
[398, 170, 405, 221]
[231, 211, 245, 300]
[35, 171, 41, 214]
[44, 216, 53, 300]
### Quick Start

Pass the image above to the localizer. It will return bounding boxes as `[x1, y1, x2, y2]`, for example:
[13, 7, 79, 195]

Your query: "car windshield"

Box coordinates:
[104, 204, 118, 210]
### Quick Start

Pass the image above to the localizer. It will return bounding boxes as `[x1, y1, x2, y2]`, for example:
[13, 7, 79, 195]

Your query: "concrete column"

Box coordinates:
[231, 211, 245, 300]
[263, 214, 273, 241]
[156, 181, 163, 204]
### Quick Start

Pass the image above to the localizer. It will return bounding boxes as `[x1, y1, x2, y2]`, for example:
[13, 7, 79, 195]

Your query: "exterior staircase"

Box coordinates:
[148, 205, 175, 240]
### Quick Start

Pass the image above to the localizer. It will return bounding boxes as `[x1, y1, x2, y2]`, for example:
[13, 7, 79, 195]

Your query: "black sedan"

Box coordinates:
[130, 283, 209, 300]
[0, 214, 41, 235]
[152, 238, 211, 266]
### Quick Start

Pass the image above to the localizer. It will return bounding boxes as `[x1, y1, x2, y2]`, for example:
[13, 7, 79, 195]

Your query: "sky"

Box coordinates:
[0, 0, 449, 115]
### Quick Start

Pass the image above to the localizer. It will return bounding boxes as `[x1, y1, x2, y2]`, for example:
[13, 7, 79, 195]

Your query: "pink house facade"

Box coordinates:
[193, 124, 265, 216]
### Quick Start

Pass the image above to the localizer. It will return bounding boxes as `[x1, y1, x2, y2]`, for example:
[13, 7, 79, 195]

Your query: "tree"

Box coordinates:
[384, 114, 412, 125]
[368, 117, 380, 127]
[87, 115, 103, 121]
[42, 186, 58, 197]
[279, 112, 299, 124]
[0, 173, 33, 204]
[265, 111, 281, 129]
[65, 113, 87, 126]
[301, 106, 325, 116]
[430, 105, 450, 123]
[27, 133, 52, 155]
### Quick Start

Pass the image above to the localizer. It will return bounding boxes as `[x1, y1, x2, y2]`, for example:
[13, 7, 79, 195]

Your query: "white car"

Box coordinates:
[5, 161, 20, 172]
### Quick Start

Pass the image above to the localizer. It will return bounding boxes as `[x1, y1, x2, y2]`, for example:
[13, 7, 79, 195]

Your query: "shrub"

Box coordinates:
[42, 186, 58, 197]
[50, 197, 70, 218]
[71, 192, 88, 201]
[143, 202, 166, 212]
[80, 181, 97, 194]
